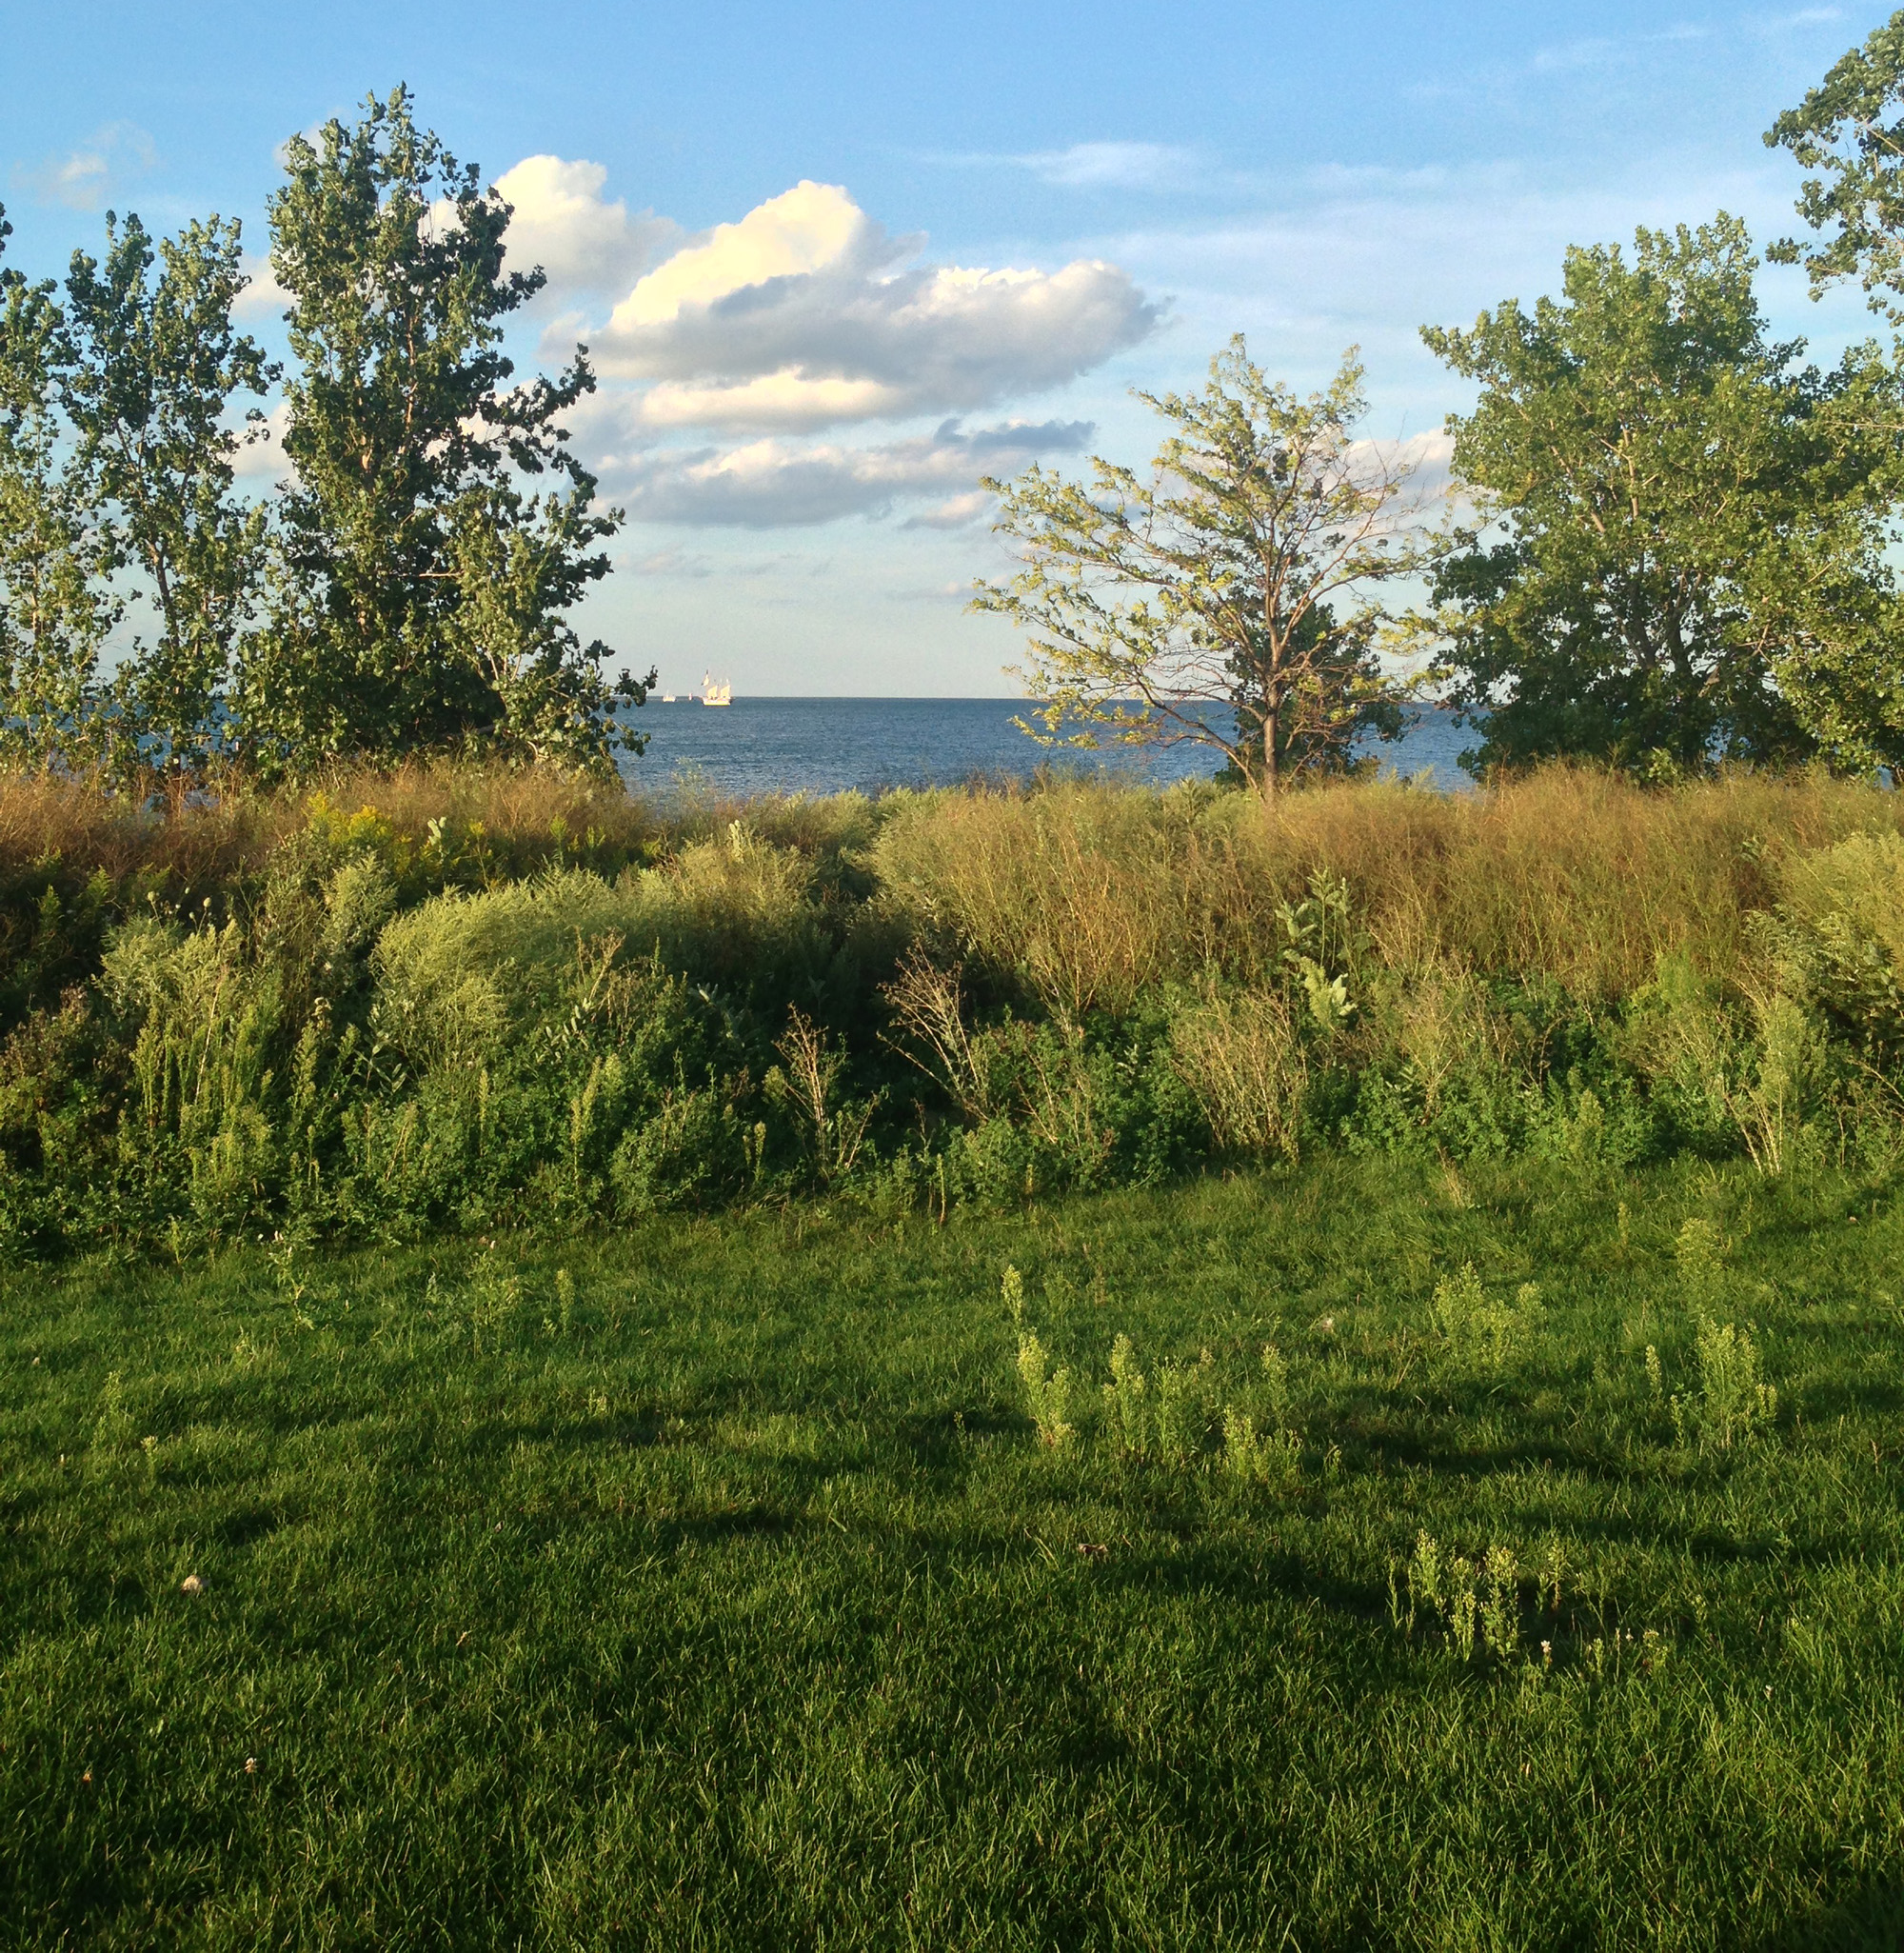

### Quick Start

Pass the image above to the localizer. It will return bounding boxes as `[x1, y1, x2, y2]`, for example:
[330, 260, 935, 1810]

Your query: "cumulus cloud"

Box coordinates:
[17, 121, 155, 211]
[579, 179, 1160, 431]
[601, 416, 1093, 528]
[493, 155, 678, 295]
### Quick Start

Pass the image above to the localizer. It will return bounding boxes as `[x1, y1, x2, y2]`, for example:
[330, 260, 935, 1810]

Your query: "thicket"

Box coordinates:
[5, 761, 1904, 1259]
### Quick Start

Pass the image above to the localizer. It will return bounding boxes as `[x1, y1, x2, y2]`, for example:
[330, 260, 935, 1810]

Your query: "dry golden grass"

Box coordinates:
[872, 767, 1904, 1005]
[2, 762, 1896, 1007]
[0, 773, 279, 890]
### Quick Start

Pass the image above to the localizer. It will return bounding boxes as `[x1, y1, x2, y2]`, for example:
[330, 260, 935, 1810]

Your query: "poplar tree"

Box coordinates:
[243, 87, 648, 777]
[0, 204, 120, 773]
[61, 211, 275, 775]
[1766, 9, 1904, 320]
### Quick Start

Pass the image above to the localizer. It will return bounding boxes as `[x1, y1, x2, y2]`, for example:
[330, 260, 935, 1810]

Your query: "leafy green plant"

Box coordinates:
[92, 1368, 133, 1452]
[1674, 1216, 1730, 1302]
[1220, 1405, 1300, 1488]
[1671, 1316, 1779, 1451]
[1102, 1331, 1148, 1458]
[1154, 1349, 1215, 1467]
[1431, 1264, 1543, 1373]
[1004, 1265, 1073, 1447]
[1402, 1531, 1521, 1664]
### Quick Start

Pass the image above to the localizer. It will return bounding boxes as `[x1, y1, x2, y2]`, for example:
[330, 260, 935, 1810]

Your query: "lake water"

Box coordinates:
[615, 698, 1476, 798]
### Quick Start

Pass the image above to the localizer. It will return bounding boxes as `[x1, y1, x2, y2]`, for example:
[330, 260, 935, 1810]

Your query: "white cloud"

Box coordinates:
[902, 488, 997, 530]
[17, 121, 155, 211]
[602, 417, 1093, 528]
[638, 370, 903, 430]
[1020, 142, 1200, 190]
[610, 180, 872, 327]
[232, 251, 288, 322]
[580, 180, 1160, 430]
[493, 154, 677, 296]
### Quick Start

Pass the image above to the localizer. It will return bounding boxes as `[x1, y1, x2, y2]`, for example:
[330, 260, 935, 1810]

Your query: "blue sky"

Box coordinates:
[2, 2, 1893, 694]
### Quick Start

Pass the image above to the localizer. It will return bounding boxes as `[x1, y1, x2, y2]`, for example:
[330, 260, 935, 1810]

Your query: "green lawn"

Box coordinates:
[5, 1158, 1903, 1949]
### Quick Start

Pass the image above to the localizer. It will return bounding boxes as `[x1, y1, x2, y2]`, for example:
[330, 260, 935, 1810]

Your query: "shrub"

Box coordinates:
[1166, 985, 1304, 1161]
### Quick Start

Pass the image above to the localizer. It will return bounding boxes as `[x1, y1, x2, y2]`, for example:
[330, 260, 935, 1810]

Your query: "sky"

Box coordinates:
[1, 1, 1895, 695]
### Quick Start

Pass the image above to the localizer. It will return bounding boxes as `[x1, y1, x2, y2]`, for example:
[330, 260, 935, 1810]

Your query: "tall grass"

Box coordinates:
[3, 758, 1903, 1255]
[872, 765, 1900, 1002]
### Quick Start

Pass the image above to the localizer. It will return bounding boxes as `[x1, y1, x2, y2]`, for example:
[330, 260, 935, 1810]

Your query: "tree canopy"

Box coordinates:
[977, 339, 1438, 799]
[1422, 217, 1903, 778]
[1767, 9, 1904, 319]
[0, 89, 650, 787]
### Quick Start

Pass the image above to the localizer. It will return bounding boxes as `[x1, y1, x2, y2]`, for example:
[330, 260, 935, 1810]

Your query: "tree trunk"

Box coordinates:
[1260, 678, 1279, 802]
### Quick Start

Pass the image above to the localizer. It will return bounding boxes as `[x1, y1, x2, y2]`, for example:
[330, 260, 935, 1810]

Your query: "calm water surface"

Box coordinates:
[615, 699, 1475, 798]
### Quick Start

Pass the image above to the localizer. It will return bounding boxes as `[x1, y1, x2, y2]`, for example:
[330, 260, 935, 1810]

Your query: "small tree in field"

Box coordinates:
[974, 338, 1442, 798]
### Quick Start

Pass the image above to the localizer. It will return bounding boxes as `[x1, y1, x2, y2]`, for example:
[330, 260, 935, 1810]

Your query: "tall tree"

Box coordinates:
[1422, 217, 1902, 777]
[1766, 10, 1904, 319]
[61, 211, 275, 776]
[976, 338, 1435, 800]
[0, 204, 121, 774]
[243, 86, 647, 777]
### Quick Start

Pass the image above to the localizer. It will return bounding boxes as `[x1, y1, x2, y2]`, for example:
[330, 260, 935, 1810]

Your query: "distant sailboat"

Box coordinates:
[702, 671, 733, 707]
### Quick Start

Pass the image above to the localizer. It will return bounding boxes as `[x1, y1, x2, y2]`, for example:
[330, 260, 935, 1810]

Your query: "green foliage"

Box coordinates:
[243, 88, 649, 776]
[60, 209, 275, 775]
[976, 337, 1436, 797]
[1671, 1315, 1779, 1452]
[1102, 1330, 1149, 1457]
[1431, 1262, 1544, 1373]
[1767, 9, 1904, 319]
[1401, 1533, 1525, 1664]
[0, 209, 119, 773]
[1423, 215, 1903, 775]
[0, 765, 1901, 1255]
[1005, 1265, 1074, 1446]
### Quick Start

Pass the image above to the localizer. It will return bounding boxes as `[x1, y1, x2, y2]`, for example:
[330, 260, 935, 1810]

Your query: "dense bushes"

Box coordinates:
[1, 761, 1902, 1257]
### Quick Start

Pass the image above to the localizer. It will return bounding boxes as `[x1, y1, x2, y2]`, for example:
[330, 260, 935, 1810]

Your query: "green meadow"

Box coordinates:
[6, 1153, 1902, 1949]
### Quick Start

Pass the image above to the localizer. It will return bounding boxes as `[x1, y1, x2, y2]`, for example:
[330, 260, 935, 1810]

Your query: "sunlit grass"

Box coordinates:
[5, 1154, 1903, 1946]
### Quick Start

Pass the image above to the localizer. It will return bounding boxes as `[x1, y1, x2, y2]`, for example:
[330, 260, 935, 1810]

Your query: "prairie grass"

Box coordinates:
[6, 1155, 1904, 1946]
[872, 764, 1903, 1002]
[4, 758, 1904, 1255]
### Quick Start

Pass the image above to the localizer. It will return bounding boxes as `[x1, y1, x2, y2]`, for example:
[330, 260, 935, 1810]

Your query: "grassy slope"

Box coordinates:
[5, 1160, 1903, 1950]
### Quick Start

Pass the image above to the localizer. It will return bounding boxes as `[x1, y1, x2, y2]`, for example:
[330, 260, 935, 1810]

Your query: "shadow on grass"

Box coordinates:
[1753, 1880, 1904, 1952]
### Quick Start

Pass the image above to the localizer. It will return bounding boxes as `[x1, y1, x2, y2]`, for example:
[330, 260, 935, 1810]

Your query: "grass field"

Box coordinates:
[6, 1157, 1904, 1949]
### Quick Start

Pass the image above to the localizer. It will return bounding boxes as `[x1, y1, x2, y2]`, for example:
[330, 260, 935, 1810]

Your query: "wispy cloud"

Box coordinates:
[902, 488, 996, 531]
[15, 121, 155, 211]
[1021, 142, 1202, 190]
[601, 417, 1093, 528]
